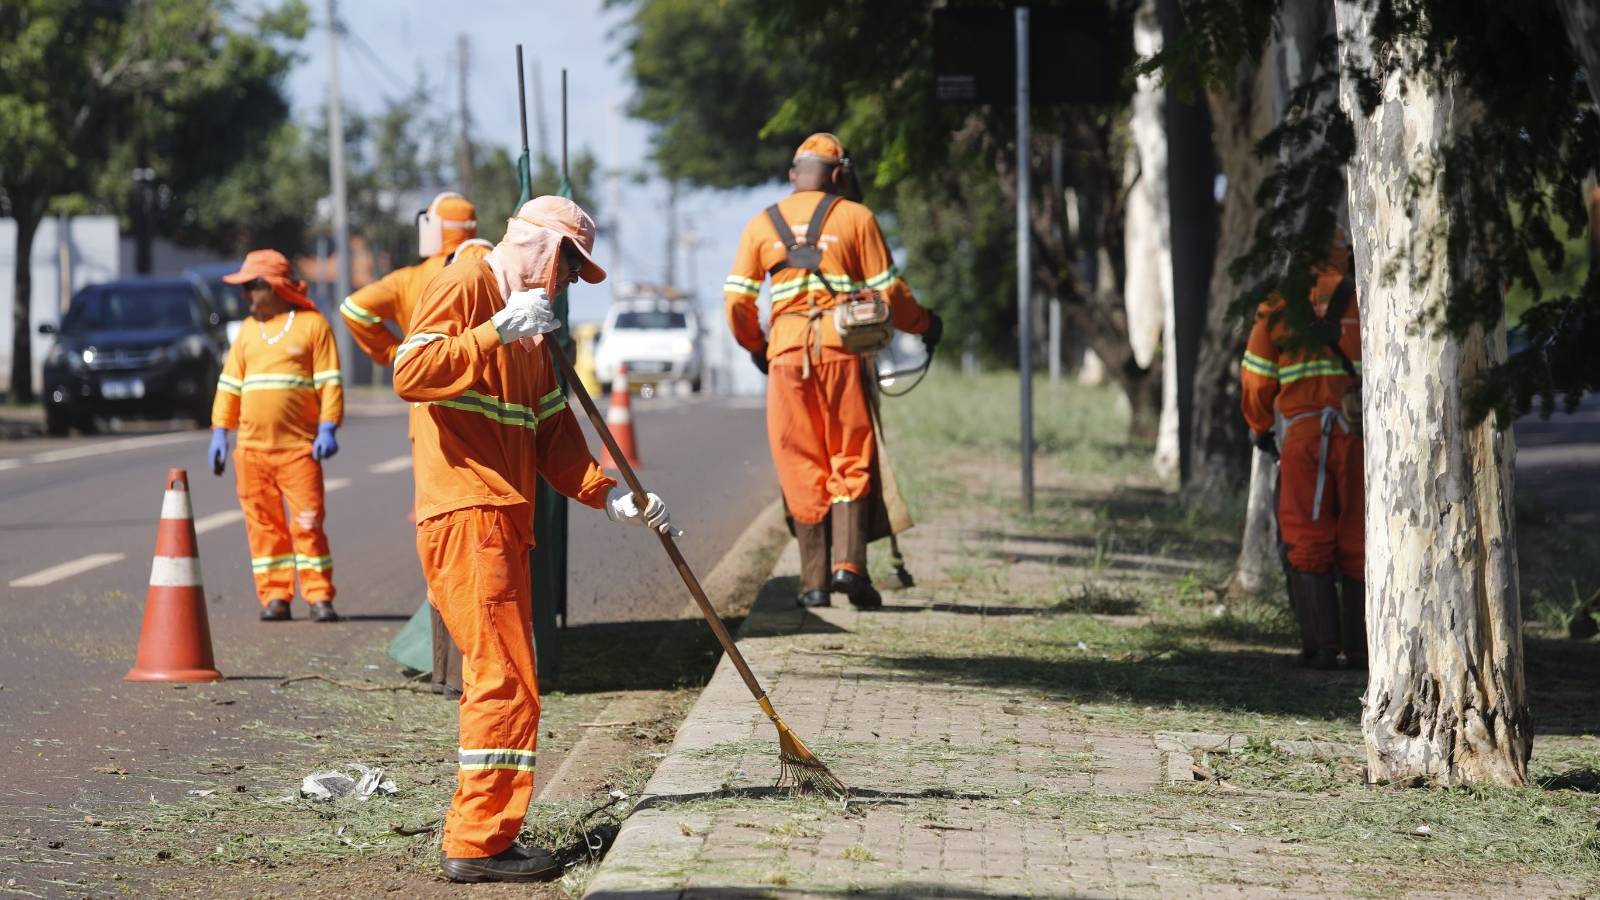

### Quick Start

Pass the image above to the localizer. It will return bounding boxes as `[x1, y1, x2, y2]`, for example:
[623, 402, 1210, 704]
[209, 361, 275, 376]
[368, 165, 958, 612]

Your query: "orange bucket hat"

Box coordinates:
[223, 249, 316, 311]
[510, 196, 606, 284]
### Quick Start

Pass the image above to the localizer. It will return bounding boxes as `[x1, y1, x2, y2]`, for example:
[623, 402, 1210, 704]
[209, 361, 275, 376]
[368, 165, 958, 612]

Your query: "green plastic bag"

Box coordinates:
[386, 601, 433, 673]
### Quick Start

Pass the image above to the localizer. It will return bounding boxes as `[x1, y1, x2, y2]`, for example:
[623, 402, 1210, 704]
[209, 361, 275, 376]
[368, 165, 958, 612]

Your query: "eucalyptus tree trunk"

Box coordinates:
[1336, 0, 1530, 787]
[1557, 0, 1600, 109]
[1126, 0, 1178, 478]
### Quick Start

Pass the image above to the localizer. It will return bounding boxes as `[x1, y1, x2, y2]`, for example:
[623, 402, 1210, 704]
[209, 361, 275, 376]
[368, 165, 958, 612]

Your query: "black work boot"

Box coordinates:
[795, 518, 832, 608]
[431, 605, 464, 697]
[1287, 569, 1340, 669]
[440, 844, 562, 883]
[830, 500, 881, 609]
[1339, 574, 1368, 670]
[260, 599, 291, 621]
[308, 600, 340, 623]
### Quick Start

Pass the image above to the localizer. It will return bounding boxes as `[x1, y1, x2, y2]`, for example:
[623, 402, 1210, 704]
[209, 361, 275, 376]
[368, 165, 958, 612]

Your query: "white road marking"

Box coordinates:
[325, 477, 352, 492]
[193, 510, 245, 535]
[27, 432, 197, 465]
[369, 455, 411, 474]
[0, 459, 22, 472]
[10, 552, 126, 588]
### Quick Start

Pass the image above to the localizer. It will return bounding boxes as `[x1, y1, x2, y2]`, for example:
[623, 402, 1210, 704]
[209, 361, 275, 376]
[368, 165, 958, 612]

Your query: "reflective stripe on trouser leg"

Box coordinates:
[272, 451, 333, 602]
[235, 448, 295, 603]
[416, 506, 538, 859]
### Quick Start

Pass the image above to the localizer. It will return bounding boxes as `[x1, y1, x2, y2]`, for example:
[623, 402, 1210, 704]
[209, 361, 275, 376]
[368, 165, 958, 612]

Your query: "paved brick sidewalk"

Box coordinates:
[582, 544, 1372, 898]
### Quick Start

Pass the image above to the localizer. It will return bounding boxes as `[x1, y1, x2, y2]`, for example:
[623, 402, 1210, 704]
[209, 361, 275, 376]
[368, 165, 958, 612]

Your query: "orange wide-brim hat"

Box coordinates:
[511, 196, 606, 284]
[223, 249, 317, 311]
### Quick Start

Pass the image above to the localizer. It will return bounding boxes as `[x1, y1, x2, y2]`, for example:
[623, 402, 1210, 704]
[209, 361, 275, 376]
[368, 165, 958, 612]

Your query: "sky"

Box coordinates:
[272, 0, 777, 385]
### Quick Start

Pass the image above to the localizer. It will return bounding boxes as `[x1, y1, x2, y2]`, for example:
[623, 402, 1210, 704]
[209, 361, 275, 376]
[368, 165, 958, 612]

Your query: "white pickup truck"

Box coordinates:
[593, 295, 703, 393]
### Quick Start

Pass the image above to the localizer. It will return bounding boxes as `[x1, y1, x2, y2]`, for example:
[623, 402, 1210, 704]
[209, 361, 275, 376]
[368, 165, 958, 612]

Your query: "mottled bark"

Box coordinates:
[1557, 0, 1600, 110]
[1337, 0, 1529, 787]
[1126, 0, 1178, 477]
[1231, 450, 1281, 596]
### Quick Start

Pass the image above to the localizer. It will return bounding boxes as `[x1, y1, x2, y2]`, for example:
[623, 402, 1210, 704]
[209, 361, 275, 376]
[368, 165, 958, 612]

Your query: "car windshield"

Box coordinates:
[615, 310, 687, 330]
[63, 285, 199, 333]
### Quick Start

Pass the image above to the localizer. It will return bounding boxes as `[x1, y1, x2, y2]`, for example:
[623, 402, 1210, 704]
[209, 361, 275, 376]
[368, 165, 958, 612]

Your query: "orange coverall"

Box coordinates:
[724, 190, 933, 546]
[212, 310, 344, 605]
[1240, 267, 1364, 579]
[393, 259, 614, 859]
[341, 242, 491, 365]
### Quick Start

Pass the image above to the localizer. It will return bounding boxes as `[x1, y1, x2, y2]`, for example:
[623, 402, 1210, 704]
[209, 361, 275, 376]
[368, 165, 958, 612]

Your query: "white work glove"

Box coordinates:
[606, 486, 674, 535]
[491, 289, 558, 345]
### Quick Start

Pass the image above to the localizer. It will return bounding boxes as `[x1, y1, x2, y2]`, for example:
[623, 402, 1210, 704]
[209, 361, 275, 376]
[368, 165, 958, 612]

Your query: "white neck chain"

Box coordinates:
[259, 309, 295, 345]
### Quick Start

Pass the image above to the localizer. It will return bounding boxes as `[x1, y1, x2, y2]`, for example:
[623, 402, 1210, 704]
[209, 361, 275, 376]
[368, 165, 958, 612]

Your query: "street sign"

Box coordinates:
[933, 3, 1123, 106]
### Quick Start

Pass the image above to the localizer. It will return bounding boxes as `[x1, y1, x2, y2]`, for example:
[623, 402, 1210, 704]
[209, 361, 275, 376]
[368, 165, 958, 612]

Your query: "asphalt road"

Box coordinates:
[0, 391, 773, 829]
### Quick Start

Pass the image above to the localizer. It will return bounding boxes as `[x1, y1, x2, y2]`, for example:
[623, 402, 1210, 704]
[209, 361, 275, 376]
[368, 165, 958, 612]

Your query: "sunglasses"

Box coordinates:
[561, 242, 585, 276]
[239, 278, 269, 292]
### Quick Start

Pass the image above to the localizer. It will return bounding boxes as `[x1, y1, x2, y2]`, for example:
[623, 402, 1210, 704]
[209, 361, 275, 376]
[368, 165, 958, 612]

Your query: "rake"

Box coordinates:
[546, 340, 849, 800]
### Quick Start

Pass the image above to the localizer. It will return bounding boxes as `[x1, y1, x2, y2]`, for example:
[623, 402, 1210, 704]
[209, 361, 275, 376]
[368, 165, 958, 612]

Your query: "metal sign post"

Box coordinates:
[1015, 7, 1034, 514]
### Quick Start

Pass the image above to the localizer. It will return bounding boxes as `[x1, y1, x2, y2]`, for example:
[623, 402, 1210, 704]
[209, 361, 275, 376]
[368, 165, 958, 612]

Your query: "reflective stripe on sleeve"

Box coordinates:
[724, 275, 762, 298]
[1240, 352, 1279, 380]
[864, 265, 900, 291]
[458, 747, 537, 772]
[313, 369, 342, 386]
[535, 388, 567, 422]
[217, 375, 244, 395]
[339, 297, 383, 325]
[393, 332, 449, 365]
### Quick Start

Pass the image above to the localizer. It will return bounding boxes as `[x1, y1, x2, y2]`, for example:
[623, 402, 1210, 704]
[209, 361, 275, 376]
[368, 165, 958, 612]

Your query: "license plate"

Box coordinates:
[629, 361, 667, 374]
[101, 378, 145, 400]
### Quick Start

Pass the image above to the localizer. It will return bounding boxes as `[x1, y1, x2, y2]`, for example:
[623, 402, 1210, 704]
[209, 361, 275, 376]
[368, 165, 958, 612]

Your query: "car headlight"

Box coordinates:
[147, 345, 170, 365]
[672, 337, 694, 355]
[179, 334, 207, 360]
[47, 344, 82, 373]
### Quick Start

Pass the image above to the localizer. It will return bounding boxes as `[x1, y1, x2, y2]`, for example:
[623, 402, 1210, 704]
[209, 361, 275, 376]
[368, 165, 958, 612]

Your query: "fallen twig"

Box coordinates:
[275, 674, 433, 693]
[578, 720, 637, 728]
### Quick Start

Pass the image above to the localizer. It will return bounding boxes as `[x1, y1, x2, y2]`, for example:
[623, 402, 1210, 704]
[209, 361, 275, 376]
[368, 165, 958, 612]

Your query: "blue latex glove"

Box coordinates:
[208, 428, 229, 476]
[312, 423, 339, 461]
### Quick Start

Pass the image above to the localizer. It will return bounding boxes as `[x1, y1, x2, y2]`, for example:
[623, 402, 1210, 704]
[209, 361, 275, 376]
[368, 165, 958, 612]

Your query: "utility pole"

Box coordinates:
[1048, 137, 1064, 386]
[455, 33, 475, 197]
[1015, 7, 1034, 513]
[325, 0, 354, 383]
[606, 100, 624, 300]
[664, 182, 678, 287]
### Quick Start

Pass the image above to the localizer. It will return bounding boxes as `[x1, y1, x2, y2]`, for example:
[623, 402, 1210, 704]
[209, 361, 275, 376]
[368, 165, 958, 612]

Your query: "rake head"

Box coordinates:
[759, 695, 849, 800]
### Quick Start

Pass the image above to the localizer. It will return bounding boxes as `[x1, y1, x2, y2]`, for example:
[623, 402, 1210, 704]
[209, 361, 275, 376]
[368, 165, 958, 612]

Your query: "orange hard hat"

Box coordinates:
[794, 133, 846, 166]
[223, 249, 316, 311]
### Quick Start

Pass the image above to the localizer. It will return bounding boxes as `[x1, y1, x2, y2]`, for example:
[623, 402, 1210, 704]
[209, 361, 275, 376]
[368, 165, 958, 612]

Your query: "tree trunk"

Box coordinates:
[1557, 0, 1600, 110]
[1157, 0, 1219, 485]
[1126, 0, 1178, 478]
[1231, 450, 1281, 596]
[1337, 0, 1530, 787]
[9, 201, 43, 403]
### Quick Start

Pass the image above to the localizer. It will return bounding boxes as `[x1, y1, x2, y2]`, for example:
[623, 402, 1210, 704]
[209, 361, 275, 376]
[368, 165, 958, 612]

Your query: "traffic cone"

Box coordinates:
[127, 469, 222, 683]
[599, 365, 642, 470]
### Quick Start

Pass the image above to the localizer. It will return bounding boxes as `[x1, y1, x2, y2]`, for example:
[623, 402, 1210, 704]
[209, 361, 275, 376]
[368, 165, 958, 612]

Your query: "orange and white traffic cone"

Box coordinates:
[599, 365, 641, 470]
[126, 468, 222, 683]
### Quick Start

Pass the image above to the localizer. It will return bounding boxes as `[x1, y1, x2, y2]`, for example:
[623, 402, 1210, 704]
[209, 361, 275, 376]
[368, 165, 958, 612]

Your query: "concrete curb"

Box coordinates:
[539, 496, 789, 802]
[582, 538, 809, 898]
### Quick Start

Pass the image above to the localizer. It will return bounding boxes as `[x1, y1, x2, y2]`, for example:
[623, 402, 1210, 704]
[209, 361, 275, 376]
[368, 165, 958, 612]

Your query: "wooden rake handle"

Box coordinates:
[545, 340, 771, 703]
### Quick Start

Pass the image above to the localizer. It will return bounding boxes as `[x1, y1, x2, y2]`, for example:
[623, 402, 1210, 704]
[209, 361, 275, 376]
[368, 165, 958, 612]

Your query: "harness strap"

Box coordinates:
[767, 194, 845, 379]
[1283, 406, 1350, 521]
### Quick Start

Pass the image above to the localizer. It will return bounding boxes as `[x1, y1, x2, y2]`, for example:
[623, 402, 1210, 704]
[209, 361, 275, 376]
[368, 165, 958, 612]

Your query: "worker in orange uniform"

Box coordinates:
[394, 196, 673, 883]
[724, 133, 942, 609]
[209, 250, 344, 623]
[1240, 235, 1364, 670]
[340, 191, 490, 698]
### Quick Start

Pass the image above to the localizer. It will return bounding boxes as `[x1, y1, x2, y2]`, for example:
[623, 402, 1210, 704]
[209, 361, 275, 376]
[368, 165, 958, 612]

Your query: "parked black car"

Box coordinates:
[39, 276, 229, 435]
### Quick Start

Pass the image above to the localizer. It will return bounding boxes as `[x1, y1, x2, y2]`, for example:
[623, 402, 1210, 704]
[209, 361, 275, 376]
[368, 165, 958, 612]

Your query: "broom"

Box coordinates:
[545, 340, 849, 800]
